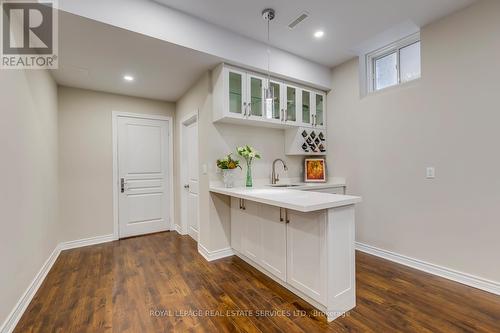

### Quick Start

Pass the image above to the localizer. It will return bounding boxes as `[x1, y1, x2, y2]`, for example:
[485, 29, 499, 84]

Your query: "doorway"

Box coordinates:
[181, 113, 199, 241]
[113, 112, 173, 239]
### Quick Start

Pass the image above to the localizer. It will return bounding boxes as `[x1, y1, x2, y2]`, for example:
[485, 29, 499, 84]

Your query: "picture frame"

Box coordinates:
[304, 158, 326, 183]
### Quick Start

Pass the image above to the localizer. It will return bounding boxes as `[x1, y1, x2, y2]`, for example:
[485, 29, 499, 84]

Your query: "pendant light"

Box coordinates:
[262, 8, 275, 119]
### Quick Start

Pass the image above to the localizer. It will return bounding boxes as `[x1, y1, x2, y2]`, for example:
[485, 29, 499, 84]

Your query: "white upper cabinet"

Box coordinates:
[227, 68, 246, 117]
[213, 64, 327, 130]
[313, 92, 326, 129]
[269, 79, 284, 123]
[283, 84, 299, 126]
[247, 72, 267, 120]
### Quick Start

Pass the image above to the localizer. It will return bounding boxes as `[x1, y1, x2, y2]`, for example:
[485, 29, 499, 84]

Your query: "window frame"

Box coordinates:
[366, 33, 421, 93]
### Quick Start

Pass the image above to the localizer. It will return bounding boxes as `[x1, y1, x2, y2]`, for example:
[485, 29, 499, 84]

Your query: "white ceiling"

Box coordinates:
[52, 11, 222, 101]
[153, 0, 476, 67]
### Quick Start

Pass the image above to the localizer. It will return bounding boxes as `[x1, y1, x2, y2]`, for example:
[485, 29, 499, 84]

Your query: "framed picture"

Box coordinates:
[304, 158, 326, 183]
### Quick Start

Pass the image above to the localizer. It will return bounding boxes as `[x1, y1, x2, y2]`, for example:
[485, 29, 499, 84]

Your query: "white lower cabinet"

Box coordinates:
[230, 199, 356, 321]
[231, 198, 286, 281]
[232, 199, 326, 298]
[286, 210, 327, 304]
[230, 197, 243, 252]
[259, 204, 287, 280]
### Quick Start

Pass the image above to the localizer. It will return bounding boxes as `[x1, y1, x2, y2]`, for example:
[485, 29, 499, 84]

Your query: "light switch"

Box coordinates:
[426, 167, 435, 179]
[202, 163, 208, 175]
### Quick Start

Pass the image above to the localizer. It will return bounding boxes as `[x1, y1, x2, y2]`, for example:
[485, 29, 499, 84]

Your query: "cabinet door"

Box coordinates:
[259, 205, 287, 281]
[227, 68, 246, 117]
[230, 197, 243, 252]
[313, 92, 326, 129]
[247, 74, 265, 119]
[241, 200, 261, 262]
[300, 89, 313, 127]
[269, 80, 283, 122]
[286, 209, 327, 304]
[284, 84, 299, 125]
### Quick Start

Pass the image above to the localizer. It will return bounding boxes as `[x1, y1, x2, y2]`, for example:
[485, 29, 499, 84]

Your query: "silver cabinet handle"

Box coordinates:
[279, 208, 284, 222]
[239, 198, 246, 210]
[285, 209, 290, 224]
[120, 178, 126, 193]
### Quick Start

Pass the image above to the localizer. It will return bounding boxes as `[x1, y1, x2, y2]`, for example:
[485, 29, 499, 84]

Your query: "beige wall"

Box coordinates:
[0, 70, 59, 326]
[328, 0, 500, 281]
[58, 87, 175, 242]
[175, 71, 304, 251]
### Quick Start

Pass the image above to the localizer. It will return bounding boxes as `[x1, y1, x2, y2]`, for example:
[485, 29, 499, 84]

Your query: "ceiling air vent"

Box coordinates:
[288, 12, 309, 30]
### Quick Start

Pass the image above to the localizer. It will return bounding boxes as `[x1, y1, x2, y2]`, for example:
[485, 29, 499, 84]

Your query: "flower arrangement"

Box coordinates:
[216, 153, 241, 188]
[216, 154, 241, 170]
[237, 145, 261, 187]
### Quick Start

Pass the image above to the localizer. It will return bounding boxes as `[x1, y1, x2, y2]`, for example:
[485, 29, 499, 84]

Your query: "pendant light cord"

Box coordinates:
[267, 17, 270, 84]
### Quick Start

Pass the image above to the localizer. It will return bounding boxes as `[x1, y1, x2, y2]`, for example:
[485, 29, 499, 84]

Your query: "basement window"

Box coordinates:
[367, 33, 421, 93]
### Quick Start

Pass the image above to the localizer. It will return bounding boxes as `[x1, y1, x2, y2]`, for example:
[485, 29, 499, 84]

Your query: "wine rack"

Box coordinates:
[285, 127, 327, 155]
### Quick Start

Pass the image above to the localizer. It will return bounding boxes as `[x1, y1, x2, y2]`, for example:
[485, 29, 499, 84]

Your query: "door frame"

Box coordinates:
[179, 111, 199, 238]
[112, 111, 175, 240]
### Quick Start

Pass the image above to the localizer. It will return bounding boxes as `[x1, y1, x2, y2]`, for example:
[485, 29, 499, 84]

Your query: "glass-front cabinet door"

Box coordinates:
[301, 90, 312, 126]
[269, 80, 282, 121]
[285, 85, 298, 124]
[314, 92, 326, 129]
[247, 74, 264, 119]
[227, 69, 246, 117]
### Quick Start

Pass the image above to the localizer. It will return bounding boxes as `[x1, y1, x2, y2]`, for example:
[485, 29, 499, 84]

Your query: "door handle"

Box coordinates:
[184, 184, 190, 189]
[120, 178, 126, 193]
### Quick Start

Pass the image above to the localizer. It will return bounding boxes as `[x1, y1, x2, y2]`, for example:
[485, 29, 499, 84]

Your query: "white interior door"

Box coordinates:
[182, 115, 199, 241]
[117, 116, 170, 238]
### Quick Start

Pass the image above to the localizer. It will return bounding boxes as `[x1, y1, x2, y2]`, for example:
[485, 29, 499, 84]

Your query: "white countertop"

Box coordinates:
[209, 185, 361, 212]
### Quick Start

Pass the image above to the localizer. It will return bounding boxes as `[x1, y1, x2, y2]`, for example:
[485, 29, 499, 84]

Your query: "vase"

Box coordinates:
[245, 161, 253, 187]
[222, 169, 237, 188]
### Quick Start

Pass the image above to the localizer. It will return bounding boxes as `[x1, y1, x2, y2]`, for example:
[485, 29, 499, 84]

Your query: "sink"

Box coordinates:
[267, 184, 301, 188]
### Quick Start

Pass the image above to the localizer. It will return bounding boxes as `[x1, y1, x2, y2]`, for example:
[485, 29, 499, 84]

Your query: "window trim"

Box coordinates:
[366, 32, 421, 93]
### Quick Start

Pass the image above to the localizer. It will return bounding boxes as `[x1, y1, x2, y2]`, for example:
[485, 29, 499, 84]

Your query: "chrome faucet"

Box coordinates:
[271, 159, 288, 184]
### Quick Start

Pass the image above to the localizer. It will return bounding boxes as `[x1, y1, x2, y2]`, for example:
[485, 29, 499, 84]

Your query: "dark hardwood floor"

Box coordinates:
[14, 232, 500, 332]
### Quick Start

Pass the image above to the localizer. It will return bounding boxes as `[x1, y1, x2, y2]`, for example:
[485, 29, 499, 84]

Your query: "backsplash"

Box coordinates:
[209, 123, 304, 183]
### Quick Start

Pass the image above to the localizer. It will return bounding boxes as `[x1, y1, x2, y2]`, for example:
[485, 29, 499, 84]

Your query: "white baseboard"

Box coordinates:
[60, 234, 116, 251]
[173, 224, 188, 235]
[0, 245, 61, 333]
[198, 243, 234, 262]
[1, 234, 117, 333]
[356, 242, 500, 296]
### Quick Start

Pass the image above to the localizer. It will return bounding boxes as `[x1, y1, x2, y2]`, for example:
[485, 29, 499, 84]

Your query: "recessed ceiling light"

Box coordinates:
[314, 30, 324, 39]
[123, 75, 134, 82]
